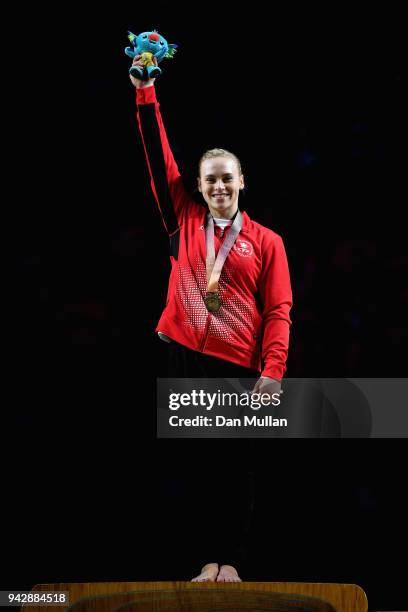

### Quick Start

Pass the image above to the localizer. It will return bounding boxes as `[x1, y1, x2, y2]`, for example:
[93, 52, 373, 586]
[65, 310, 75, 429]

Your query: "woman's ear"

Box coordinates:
[197, 177, 202, 193]
[240, 175, 245, 189]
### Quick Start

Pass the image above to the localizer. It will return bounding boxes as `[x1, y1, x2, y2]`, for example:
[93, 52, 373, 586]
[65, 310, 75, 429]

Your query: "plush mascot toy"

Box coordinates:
[125, 30, 178, 80]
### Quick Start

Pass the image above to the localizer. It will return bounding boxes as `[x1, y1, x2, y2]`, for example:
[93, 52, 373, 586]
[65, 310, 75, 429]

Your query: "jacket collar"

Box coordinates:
[201, 209, 251, 234]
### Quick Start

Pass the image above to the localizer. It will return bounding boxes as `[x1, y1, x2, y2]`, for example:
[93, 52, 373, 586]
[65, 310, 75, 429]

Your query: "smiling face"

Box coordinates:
[198, 156, 245, 219]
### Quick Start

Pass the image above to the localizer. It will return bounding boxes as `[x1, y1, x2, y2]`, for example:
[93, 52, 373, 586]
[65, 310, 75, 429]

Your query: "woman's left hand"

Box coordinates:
[251, 376, 282, 404]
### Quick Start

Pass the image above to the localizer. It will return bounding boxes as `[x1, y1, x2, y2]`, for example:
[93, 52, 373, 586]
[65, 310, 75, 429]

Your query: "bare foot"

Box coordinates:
[216, 564, 242, 582]
[191, 562, 219, 582]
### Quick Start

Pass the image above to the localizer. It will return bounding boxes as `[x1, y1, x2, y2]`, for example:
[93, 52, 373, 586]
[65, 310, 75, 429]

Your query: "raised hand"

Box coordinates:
[129, 54, 158, 89]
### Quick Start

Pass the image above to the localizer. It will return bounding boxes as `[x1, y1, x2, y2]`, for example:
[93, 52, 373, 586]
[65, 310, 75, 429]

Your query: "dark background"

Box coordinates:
[5, 3, 407, 609]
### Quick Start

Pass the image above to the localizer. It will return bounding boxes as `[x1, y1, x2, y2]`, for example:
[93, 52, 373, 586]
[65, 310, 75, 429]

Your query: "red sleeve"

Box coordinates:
[135, 85, 191, 233]
[259, 233, 293, 380]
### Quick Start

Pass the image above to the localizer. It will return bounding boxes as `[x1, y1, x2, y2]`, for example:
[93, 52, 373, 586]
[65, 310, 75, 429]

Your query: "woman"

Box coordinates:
[130, 55, 292, 582]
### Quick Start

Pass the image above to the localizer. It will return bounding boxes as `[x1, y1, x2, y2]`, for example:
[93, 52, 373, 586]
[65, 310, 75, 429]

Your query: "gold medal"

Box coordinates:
[204, 211, 242, 314]
[204, 292, 222, 312]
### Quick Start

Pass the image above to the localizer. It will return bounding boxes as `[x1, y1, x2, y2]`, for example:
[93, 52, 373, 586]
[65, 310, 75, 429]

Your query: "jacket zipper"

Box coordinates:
[199, 225, 222, 351]
[199, 313, 211, 352]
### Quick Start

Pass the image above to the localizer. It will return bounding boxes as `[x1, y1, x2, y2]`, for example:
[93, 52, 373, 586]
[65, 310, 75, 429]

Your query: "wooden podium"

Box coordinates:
[23, 581, 368, 611]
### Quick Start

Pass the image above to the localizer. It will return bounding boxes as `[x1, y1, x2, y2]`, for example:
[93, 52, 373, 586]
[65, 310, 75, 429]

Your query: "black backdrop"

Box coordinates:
[6, 3, 407, 609]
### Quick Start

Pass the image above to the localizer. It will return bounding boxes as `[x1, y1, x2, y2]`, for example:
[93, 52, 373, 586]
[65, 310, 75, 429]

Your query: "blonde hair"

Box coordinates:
[199, 148, 243, 176]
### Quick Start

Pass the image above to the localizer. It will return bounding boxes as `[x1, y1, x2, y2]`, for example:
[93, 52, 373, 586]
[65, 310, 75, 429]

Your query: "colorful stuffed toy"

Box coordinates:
[125, 30, 177, 80]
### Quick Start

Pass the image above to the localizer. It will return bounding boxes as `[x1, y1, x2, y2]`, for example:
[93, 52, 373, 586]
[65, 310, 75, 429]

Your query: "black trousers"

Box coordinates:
[161, 340, 257, 573]
[166, 340, 260, 379]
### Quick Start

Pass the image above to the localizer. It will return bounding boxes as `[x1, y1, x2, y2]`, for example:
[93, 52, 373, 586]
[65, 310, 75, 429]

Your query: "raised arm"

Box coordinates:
[130, 55, 191, 234]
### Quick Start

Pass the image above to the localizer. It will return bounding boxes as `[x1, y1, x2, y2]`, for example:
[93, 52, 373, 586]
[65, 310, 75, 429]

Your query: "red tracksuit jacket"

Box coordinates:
[135, 85, 292, 380]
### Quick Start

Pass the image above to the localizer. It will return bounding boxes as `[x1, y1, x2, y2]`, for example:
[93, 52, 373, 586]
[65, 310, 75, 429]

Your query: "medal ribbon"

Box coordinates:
[205, 210, 243, 293]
